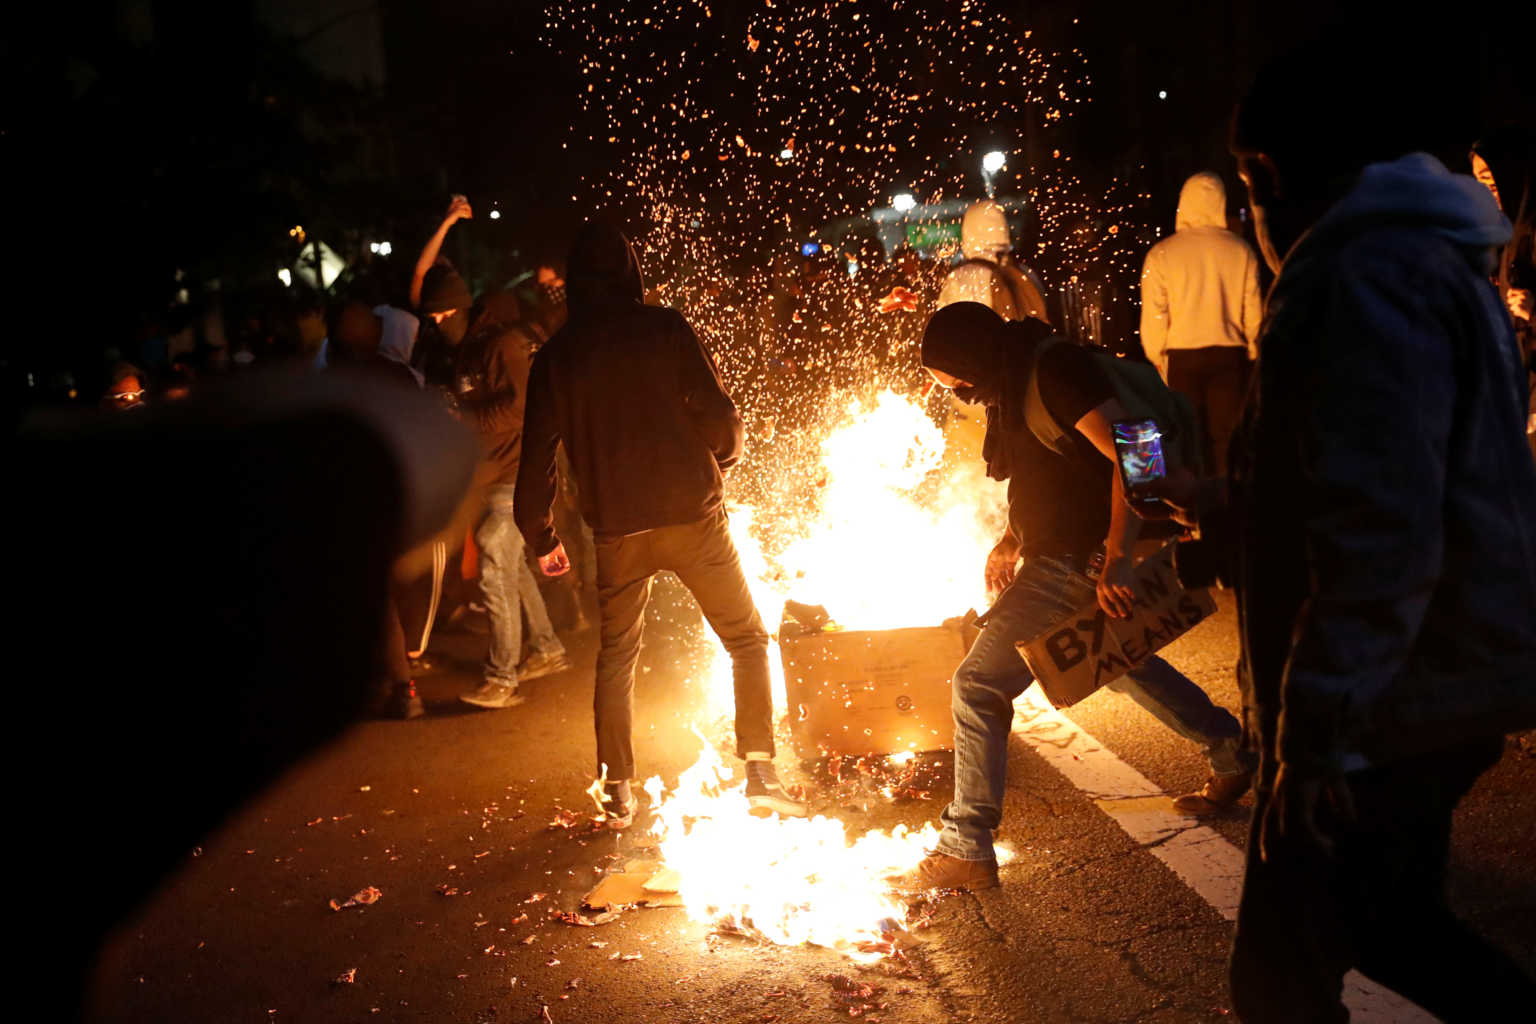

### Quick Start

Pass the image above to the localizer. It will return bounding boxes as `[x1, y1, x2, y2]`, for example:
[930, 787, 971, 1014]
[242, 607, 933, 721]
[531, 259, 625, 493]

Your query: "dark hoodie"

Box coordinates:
[1230, 153, 1536, 775]
[514, 222, 744, 553]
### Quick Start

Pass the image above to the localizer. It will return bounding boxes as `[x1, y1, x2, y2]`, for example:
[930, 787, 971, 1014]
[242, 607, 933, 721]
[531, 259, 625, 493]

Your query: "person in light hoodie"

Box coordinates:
[1139, 172, 1263, 475]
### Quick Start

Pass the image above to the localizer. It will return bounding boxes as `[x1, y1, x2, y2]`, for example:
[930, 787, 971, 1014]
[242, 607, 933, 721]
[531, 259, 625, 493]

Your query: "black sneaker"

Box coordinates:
[601, 780, 637, 830]
[384, 680, 425, 720]
[745, 761, 807, 818]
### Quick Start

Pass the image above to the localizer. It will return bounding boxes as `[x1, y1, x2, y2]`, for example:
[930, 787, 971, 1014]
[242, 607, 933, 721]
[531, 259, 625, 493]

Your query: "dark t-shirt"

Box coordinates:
[1003, 344, 1116, 559]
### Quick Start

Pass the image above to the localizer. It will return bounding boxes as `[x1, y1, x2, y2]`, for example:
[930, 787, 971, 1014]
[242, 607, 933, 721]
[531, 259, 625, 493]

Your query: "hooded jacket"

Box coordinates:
[1229, 153, 1536, 775]
[514, 222, 744, 553]
[1139, 173, 1263, 371]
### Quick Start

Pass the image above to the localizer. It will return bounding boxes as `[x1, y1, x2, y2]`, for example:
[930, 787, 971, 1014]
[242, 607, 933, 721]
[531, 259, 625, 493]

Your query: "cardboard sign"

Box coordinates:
[780, 614, 977, 757]
[1017, 544, 1216, 709]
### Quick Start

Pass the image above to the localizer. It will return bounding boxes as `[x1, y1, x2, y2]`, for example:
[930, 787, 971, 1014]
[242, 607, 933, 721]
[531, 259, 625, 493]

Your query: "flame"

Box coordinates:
[627, 392, 1010, 958]
[641, 739, 940, 960]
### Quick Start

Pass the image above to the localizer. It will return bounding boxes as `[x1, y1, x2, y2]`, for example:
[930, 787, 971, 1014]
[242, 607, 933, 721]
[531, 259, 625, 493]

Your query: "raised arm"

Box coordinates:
[410, 196, 473, 310]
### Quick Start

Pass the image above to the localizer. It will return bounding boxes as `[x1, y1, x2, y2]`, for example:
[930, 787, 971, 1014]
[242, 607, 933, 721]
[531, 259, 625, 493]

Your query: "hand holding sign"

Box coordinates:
[1097, 554, 1137, 619]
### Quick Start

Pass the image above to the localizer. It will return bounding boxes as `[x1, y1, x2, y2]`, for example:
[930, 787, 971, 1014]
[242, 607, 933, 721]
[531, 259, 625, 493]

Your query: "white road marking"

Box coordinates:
[1012, 689, 1436, 1023]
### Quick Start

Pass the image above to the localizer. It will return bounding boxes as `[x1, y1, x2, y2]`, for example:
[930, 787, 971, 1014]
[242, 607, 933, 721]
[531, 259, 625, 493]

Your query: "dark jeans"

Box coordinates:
[593, 509, 774, 779]
[1230, 736, 1534, 1022]
[1166, 346, 1250, 476]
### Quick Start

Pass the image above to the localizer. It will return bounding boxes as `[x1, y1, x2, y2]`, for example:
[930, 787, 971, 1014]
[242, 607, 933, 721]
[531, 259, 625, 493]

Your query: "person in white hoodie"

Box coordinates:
[1139, 172, 1263, 474]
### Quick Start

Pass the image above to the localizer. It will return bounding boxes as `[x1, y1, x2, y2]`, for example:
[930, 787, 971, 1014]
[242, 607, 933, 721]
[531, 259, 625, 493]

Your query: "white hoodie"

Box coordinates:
[1139, 172, 1263, 373]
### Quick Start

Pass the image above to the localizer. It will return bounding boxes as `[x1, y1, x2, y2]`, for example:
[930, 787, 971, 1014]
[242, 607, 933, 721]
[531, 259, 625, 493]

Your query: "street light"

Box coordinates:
[982, 150, 1007, 175]
[277, 268, 292, 287]
[892, 192, 916, 213]
[489, 209, 502, 220]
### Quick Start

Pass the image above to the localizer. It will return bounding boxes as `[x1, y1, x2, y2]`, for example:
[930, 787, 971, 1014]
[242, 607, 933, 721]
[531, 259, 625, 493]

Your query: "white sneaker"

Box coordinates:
[459, 681, 525, 709]
[745, 761, 807, 818]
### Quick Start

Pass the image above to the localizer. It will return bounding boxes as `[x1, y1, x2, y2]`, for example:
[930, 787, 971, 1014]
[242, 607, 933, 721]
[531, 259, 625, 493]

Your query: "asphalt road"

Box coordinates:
[88, 582, 1536, 1023]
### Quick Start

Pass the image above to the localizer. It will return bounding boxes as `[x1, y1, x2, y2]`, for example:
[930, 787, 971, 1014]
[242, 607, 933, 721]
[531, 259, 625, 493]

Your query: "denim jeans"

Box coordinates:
[478, 486, 563, 688]
[936, 555, 1250, 861]
[593, 510, 774, 779]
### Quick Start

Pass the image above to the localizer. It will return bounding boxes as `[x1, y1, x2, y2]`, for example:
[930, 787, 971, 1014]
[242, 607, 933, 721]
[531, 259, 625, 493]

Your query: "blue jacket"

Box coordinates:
[1232, 153, 1536, 774]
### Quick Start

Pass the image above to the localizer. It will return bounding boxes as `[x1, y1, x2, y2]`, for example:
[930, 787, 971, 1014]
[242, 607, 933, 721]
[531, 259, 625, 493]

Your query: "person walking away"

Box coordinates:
[1152, 34, 1536, 1021]
[516, 220, 806, 827]
[1140, 172, 1263, 475]
[455, 288, 570, 709]
[901, 302, 1255, 891]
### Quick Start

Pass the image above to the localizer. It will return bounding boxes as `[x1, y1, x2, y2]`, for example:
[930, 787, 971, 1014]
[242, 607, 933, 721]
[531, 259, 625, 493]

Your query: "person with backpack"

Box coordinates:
[898, 301, 1254, 891]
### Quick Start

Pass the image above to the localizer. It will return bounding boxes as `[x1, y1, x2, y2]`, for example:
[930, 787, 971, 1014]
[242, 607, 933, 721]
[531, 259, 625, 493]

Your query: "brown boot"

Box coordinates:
[1172, 771, 1254, 815]
[893, 852, 1000, 891]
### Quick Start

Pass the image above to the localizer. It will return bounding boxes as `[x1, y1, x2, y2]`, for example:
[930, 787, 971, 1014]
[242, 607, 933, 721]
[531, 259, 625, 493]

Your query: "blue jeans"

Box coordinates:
[478, 486, 563, 688]
[937, 555, 1250, 861]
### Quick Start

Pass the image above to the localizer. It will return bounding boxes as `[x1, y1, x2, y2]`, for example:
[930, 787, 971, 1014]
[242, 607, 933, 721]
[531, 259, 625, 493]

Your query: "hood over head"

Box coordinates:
[1175, 172, 1228, 230]
[1305, 153, 1511, 260]
[921, 301, 1015, 404]
[421, 265, 472, 315]
[961, 200, 1011, 261]
[566, 219, 645, 310]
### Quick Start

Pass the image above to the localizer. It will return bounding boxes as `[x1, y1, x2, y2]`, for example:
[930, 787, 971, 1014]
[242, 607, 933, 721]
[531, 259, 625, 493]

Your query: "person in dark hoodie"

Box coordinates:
[900, 301, 1254, 892]
[1153, 33, 1536, 1021]
[515, 220, 806, 827]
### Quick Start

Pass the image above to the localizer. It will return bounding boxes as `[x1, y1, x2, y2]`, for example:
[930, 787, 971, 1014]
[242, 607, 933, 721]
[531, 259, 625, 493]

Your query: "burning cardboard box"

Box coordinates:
[779, 602, 978, 757]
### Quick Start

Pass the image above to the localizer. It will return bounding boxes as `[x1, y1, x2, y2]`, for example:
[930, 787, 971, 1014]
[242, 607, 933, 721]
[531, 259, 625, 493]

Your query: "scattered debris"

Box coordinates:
[331, 968, 357, 986]
[436, 885, 461, 898]
[329, 886, 382, 911]
[546, 958, 561, 967]
[554, 910, 621, 928]
[565, 979, 581, 991]
[524, 893, 548, 904]
[538, 1005, 554, 1024]
[824, 973, 887, 1017]
[609, 952, 643, 962]
[588, 941, 607, 949]
[547, 808, 584, 830]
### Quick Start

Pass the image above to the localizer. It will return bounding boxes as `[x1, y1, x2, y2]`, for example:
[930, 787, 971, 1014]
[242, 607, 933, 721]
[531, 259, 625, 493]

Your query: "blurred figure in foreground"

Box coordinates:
[1157, 33, 1536, 1021]
[1140, 172, 1264, 475]
[18, 369, 475, 1016]
[516, 220, 807, 827]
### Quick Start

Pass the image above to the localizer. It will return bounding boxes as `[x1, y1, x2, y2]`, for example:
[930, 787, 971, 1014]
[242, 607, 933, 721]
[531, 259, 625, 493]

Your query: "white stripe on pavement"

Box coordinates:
[1011, 688, 1436, 1023]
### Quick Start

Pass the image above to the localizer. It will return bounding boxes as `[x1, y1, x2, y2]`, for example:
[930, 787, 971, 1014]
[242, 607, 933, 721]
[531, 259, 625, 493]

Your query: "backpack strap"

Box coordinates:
[1023, 336, 1076, 456]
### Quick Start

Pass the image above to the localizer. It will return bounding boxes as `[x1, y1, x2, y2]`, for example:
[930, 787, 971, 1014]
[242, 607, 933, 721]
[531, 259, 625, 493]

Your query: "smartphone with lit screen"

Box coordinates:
[1111, 418, 1167, 506]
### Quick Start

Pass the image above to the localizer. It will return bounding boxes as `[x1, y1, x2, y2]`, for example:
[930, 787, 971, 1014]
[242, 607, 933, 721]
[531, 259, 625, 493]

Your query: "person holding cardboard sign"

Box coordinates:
[897, 303, 1255, 892]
